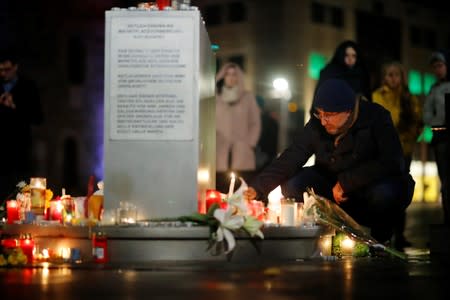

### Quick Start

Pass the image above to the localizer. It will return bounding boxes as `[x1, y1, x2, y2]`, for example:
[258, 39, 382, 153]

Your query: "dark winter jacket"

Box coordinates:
[251, 100, 407, 199]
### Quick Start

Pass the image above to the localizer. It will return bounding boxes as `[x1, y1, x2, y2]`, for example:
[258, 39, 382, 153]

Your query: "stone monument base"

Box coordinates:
[2, 224, 333, 263]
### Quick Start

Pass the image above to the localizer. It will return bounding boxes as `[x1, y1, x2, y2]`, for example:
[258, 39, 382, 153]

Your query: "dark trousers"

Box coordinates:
[281, 167, 414, 242]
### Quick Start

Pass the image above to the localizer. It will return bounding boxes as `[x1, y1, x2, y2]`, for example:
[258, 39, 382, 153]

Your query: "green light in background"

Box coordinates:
[308, 52, 327, 80]
[423, 73, 437, 95]
[417, 125, 433, 143]
[408, 70, 422, 95]
[211, 44, 220, 52]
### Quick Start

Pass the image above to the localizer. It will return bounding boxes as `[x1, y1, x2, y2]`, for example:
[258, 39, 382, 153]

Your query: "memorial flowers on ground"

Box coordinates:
[177, 191, 265, 256]
[304, 188, 407, 260]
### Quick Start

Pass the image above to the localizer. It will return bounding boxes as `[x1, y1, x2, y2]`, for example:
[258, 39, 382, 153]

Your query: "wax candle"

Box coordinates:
[1, 238, 18, 249]
[320, 236, 332, 256]
[227, 172, 236, 199]
[30, 177, 46, 215]
[205, 189, 222, 211]
[49, 199, 64, 222]
[157, 0, 171, 10]
[7, 200, 20, 224]
[19, 235, 35, 264]
[280, 199, 297, 226]
[248, 200, 265, 221]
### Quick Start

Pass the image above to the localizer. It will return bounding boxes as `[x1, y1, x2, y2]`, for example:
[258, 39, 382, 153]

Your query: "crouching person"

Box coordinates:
[244, 79, 415, 244]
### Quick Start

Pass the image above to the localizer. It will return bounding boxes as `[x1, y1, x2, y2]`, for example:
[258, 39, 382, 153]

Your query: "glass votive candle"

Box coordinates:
[248, 200, 265, 221]
[117, 202, 137, 224]
[6, 200, 20, 224]
[30, 177, 46, 215]
[49, 199, 64, 222]
[280, 198, 297, 226]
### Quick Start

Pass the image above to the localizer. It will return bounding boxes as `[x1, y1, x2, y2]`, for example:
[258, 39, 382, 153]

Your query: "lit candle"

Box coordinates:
[205, 189, 222, 211]
[280, 199, 297, 226]
[248, 200, 265, 221]
[1, 238, 18, 248]
[30, 177, 46, 215]
[227, 172, 236, 199]
[60, 248, 71, 260]
[341, 236, 355, 256]
[6, 200, 20, 224]
[19, 235, 35, 264]
[49, 199, 64, 222]
[320, 236, 332, 256]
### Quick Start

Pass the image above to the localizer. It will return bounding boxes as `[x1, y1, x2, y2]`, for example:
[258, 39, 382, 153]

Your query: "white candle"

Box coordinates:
[228, 172, 236, 199]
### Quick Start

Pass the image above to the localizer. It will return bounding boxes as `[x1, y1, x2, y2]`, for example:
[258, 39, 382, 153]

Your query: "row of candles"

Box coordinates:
[6, 197, 73, 225]
[1, 235, 84, 264]
[6, 176, 104, 225]
[206, 173, 359, 256]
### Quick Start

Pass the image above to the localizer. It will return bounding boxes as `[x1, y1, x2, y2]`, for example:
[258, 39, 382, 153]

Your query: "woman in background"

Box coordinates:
[315, 40, 371, 101]
[215, 62, 261, 192]
[372, 61, 422, 250]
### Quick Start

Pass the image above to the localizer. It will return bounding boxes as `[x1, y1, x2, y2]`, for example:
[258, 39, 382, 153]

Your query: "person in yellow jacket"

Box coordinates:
[372, 61, 422, 250]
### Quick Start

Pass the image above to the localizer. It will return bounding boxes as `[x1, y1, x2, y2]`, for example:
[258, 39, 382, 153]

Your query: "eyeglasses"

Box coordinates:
[313, 111, 342, 121]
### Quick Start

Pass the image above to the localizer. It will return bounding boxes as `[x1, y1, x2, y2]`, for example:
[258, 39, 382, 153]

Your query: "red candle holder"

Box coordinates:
[6, 200, 20, 224]
[156, 0, 171, 10]
[49, 199, 64, 222]
[248, 200, 265, 221]
[1, 238, 18, 249]
[205, 189, 222, 212]
[19, 235, 35, 264]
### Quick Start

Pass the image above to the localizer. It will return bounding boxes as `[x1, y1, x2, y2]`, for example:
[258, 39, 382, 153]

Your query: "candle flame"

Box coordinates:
[42, 249, 50, 259]
[56, 201, 64, 212]
[341, 236, 355, 249]
[60, 248, 71, 260]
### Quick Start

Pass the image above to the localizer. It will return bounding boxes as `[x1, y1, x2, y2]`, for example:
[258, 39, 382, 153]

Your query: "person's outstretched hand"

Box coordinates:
[244, 187, 257, 201]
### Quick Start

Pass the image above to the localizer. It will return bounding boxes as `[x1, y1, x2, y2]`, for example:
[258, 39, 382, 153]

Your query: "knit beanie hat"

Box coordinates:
[429, 51, 446, 65]
[313, 79, 356, 112]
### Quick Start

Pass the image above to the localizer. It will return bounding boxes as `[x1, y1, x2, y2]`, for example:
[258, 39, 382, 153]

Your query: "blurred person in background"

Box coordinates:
[314, 40, 372, 102]
[372, 61, 422, 250]
[215, 62, 261, 193]
[423, 50, 450, 225]
[0, 49, 43, 201]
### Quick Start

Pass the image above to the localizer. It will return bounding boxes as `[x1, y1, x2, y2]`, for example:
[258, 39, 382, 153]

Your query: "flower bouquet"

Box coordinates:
[304, 187, 407, 260]
[153, 178, 264, 257]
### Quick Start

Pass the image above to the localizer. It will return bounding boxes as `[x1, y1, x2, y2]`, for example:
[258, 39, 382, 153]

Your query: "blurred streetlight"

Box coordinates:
[273, 78, 289, 92]
[272, 77, 291, 153]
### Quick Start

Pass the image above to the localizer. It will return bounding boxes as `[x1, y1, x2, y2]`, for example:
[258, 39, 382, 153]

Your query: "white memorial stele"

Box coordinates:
[104, 9, 216, 219]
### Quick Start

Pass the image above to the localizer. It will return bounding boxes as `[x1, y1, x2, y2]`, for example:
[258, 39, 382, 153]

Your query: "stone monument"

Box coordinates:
[104, 9, 216, 219]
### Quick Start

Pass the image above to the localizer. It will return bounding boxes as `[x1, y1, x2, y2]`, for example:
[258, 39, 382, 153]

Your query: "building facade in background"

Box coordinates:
[0, 0, 448, 200]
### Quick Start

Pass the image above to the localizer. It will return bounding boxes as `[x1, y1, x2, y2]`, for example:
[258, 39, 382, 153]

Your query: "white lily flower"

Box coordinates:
[214, 207, 245, 253]
[226, 193, 249, 216]
[243, 216, 264, 239]
[232, 177, 248, 198]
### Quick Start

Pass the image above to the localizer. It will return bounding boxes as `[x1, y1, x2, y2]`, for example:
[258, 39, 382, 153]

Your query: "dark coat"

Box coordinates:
[251, 100, 407, 198]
